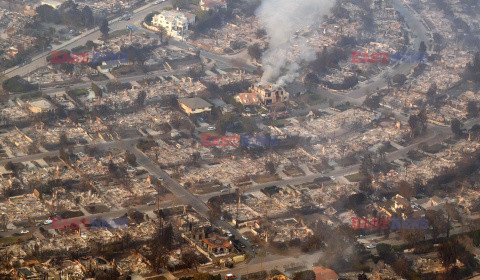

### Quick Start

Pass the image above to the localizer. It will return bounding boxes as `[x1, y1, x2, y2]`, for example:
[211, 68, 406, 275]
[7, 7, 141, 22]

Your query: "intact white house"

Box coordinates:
[40, 0, 63, 9]
[152, 11, 195, 39]
[200, 0, 227, 11]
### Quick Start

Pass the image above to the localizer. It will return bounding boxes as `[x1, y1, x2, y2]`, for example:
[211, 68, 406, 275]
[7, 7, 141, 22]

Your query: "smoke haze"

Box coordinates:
[256, 0, 334, 86]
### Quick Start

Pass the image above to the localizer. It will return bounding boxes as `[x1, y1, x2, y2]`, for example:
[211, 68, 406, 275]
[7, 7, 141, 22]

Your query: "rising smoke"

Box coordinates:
[256, 0, 334, 86]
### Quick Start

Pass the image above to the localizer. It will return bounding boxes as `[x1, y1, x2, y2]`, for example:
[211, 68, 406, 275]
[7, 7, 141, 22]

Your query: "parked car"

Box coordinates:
[207, 126, 216, 131]
[44, 219, 53, 225]
[147, 201, 156, 206]
[20, 229, 29, 234]
[366, 244, 376, 249]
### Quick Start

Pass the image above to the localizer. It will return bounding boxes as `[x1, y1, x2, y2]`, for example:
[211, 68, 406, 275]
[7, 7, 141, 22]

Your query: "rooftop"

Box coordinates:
[178, 97, 212, 110]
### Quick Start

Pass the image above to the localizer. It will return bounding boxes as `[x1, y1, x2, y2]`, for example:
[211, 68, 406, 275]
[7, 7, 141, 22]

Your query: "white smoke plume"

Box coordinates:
[256, 0, 334, 86]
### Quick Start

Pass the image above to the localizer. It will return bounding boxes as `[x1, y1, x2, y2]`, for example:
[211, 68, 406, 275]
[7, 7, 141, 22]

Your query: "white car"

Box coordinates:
[207, 126, 216, 131]
[20, 229, 29, 234]
[366, 244, 376, 249]
[44, 219, 53, 225]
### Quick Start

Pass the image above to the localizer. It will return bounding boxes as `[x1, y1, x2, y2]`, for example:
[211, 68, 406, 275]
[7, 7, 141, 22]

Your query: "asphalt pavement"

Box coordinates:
[0, 0, 465, 275]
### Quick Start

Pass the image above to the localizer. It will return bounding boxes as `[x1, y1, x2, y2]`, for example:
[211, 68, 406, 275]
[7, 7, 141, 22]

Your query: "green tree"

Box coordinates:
[81, 6, 94, 28]
[91, 82, 102, 98]
[59, 132, 68, 148]
[419, 41, 427, 53]
[255, 28, 267, 38]
[86, 40, 96, 49]
[172, 0, 191, 10]
[35, 4, 60, 23]
[247, 43, 263, 62]
[363, 94, 381, 110]
[426, 82, 437, 98]
[451, 118, 463, 137]
[99, 19, 110, 40]
[157, 25, 169, 44]
[376, 243, 396, 264]
[360, 153, 373, 176]
[392, 73, 407, 85]
[135, 91, 147, 108]
[2, 76, 35, 93]
[467, 101, 478, 118]
[408, 115, 419, 138]
[59, 0, 82, 27]
[4, 162, 14, 172]
[357, 273, 368, 280]
[144, 12, 159, 26]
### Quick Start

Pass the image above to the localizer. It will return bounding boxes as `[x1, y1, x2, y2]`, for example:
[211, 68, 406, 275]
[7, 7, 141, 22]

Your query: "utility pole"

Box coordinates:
[235, 188, 240, 228]
[157, 180, 161, 213]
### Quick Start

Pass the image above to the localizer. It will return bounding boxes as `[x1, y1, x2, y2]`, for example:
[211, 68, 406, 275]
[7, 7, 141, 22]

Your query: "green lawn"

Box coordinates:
[69, 88, 89, 97]
[110, 29, 130, 39]
[18, 91, 42, 101]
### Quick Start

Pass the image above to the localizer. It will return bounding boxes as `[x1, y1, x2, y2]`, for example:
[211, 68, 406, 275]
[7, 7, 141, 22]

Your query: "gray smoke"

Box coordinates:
[256, 0, 334, 86]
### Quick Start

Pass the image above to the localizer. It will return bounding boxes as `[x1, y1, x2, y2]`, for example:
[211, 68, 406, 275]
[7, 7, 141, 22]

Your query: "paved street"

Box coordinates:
[3, 0, 254, 80]
[4, 1, 172, 78]
[125, 142, 255, 255]
[0, 0, 471, 277]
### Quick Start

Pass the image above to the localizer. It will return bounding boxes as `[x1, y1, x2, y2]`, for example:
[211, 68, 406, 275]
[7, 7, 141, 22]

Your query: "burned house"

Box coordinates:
[202, 234, 234, 256]
[180, 214, 213, 241]
[250, 85, 289, 106]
